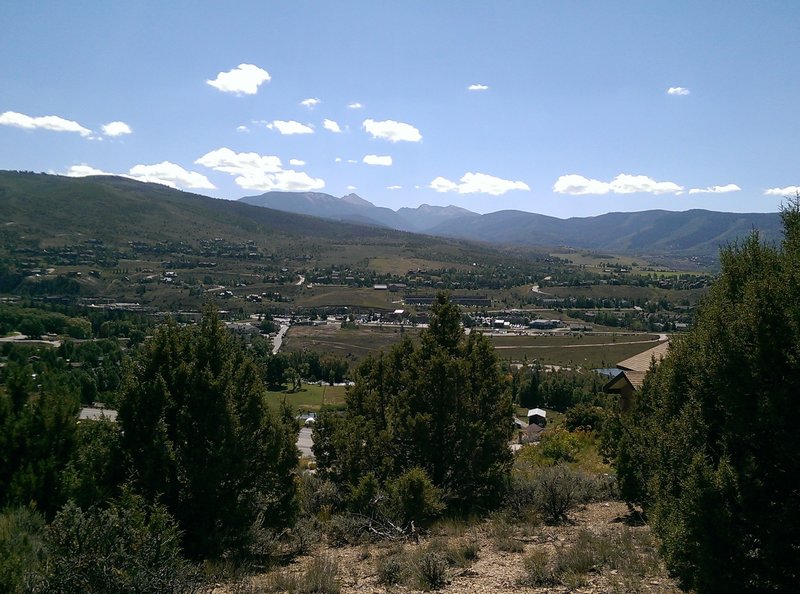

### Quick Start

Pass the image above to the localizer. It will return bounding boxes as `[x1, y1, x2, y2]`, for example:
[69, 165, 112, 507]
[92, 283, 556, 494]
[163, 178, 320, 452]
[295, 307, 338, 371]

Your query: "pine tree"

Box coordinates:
[614, 199, 800, 593]
[117, 306, 298, 559]
[314, 293, 513, 513]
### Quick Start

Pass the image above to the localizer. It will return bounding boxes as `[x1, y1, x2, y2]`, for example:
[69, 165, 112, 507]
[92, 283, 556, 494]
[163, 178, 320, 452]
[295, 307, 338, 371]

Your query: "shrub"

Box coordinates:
[531, 464, 592, 523]
[413, 550, 449, 591]
[299, 556, 340, 594]
[444, 536, 480, 566]
[0, 507, 46, 594]
[376, 547, 406, 585]
[519, 549, 556, 587]
[267, 555, 340, 594]
[385, 467, 444, 527]
[488, 513, 524, 553]
[33, 491, 198, 594]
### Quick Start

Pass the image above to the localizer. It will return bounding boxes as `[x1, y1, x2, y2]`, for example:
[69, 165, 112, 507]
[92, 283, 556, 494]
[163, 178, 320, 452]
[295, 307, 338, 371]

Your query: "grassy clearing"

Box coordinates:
[293, 286, 401, 309]
[265, 384, 347, 412]
[489, 332, 659, 347]
[494, 340, 661, 368]
[283, 323, 420, 363]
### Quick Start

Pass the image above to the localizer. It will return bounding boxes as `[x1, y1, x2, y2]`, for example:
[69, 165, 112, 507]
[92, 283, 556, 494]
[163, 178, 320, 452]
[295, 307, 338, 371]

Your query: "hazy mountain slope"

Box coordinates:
[239, 191, 481, 233]
[239, 191, 405, 229]
[427, 208, 783, 254]
[0, 172, 434, 248]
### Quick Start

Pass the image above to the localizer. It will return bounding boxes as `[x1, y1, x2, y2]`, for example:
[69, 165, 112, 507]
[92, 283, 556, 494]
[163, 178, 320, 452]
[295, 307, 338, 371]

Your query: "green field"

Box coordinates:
[495, 341, 656, 369]
[282, 323, 420, 363]
[264, 384, 347, 413]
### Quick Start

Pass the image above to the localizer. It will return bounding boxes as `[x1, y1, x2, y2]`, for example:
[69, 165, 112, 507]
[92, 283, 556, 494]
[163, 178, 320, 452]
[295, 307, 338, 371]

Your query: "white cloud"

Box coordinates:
[128, 161, 215, 190]
[363, 119, 422, 143]
[0, 110, 92, 137]
[430, 172, 530, 196]
[387, 185, 402, 190]
[300, 97, 320, 109]
[195, 147, 324, 192]
[688, 184, 741, 195]
[348, 102, 363, 109]
[65, 164, 112, 177]
[430, 177, 459, 193]
[346, 185, 357, 190]
[347, 159, 358, 164]
[267, 120, 314, 135]
[765, 185, 800, 196]
[101, 121, 132, 136]
[468, 83, 489, 91]
[207, 64, 271, 95]
[553, 173, 683, 195]
[323, 118, 342, 133]
[236, 125, 250, 133]
[363, 154, 392, 166]
[289, 158, 306, 166]
[334, 157, 342, 163]
[667, 86, 690, 96]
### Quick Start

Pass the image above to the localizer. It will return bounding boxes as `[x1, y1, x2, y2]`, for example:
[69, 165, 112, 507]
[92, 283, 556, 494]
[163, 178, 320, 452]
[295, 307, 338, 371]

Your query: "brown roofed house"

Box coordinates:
[604, 340, 670, 411]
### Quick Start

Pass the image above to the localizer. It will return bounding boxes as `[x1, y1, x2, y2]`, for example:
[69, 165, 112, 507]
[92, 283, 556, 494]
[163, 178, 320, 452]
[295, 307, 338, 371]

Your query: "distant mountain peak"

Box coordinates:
[340, 193, 374, 207]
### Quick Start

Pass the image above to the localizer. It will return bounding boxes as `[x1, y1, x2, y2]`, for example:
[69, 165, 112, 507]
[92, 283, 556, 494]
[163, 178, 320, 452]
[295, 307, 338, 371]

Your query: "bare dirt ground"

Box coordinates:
[227, 501, 682, 594]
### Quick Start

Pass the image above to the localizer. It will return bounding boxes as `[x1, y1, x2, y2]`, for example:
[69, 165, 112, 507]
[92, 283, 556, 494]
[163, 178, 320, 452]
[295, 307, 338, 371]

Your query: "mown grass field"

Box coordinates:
[264, 384, 347, 413]
[493, 339, 662, 368]
[282, 323, 422, 363]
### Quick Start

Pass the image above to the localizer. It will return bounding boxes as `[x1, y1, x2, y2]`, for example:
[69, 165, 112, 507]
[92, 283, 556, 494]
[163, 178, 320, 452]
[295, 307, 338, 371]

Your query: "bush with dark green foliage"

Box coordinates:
[32, 491, 199, 594]
[0, 507, 46, 594]
[313, 294, 513, 515]
[117, 306, 299, 559]
[614, 200, 800, 593]
[0, 363, 79, 516]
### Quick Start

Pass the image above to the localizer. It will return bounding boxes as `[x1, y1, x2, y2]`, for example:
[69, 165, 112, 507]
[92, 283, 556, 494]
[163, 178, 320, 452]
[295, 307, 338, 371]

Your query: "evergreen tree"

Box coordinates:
[614, 199, 800, 593]
[314, 293, 513, 513]
[117, 306, 298, 559]
[0, 363, 78, 517]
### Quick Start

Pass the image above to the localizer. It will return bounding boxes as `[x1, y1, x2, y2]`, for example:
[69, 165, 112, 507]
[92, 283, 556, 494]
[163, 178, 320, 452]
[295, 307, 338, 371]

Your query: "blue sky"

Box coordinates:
[2, 1, 799, 217]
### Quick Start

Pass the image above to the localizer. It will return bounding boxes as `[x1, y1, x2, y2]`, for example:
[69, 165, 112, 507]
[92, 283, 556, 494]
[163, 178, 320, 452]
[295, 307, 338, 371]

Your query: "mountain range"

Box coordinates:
[0, 172, 784, 259]
[240, 191, 783, 256]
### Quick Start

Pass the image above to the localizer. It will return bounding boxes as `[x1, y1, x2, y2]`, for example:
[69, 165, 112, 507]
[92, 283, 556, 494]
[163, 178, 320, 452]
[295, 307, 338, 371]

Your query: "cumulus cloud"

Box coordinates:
[430, 172, 530, 196]
[323, 118, 342, 133]
[0, 110, 92, 137]
[207, 64, 271, 95]
[468, 83, 489, 91]
[667, 86, 690, 96]
[346, 185, 357, 190]
[65, 164, 112, 177]
[334, 157, 342, 163]
[128, 161, 215, 189]
[300, 97, 320, 108]
[347, 159, 358, 164]
[348, 102, 363, 109]
[363, 154, 392, 166]
[688, 184, 741, 195]
[765, 185, 800, 196]
[553, 173, 683, 195]
[387, 185, 402, 190]
[236, 125, 250, 133]
[101, 121, 132, 136]
[289, 158, 306, 166]
[63, 162, 214, 190]
[267, 120, 314, 135]
[363, 119, 422, 143]
[195, 147, 324, 192]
